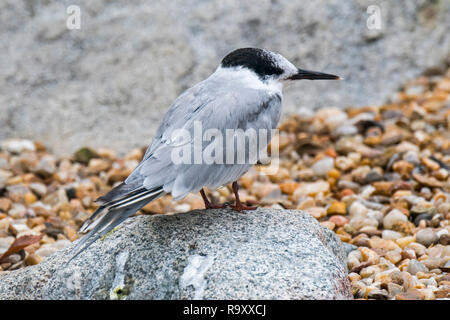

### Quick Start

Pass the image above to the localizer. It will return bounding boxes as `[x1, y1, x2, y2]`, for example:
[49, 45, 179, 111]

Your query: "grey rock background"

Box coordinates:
[0, 0, 449, 155]
[0, 208, 351, 300]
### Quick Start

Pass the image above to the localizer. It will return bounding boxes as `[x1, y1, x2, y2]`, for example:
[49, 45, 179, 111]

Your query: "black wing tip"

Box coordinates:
[68, 189, 165, 261]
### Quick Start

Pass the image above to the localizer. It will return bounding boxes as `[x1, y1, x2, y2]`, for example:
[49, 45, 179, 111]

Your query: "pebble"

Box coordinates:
[335, 156, 355, 171]
[422, 258, 445, 270]
[333, 124, 358, 137]
[392, 161, 414, 178]
[0, 218, 10, 232]
[347, 250, 363, 270]
[0, 197, 12, 213]
[174, 203, 191, 213]
[391, 221, 415, 235]
[411, 203, 436, 216]
[3, 253, 22, 264]
[416, 228, 439, 247]
[368, 237, 400, 251]
[25, 254, 43, 266]
[317, 108, 348, 131]
[88, 158, 111, 173]
[312, 157, 334, 177]
[251, 182, 282, 199]
[8, 203, 26, 219]
[0, 170, 12, 189]
[73, 147, 99, 164]
[35, 240, 71, 258]
[360, 265, 383, 278]
[34, 246, 57, 258]
[421, 157, 440, 171]
[327, 201, 346, 215]
[328, 215, 348, 227]
[348, 201, 369, 217]
[385, 250, 402, 264]
[403, 151, 421, 166]
[439, 234, 450, 245]
[407, 259, 428, 275]
[382, 230, 402, 240]
[418, 288, 435, 300]
[359, 247, 379, 265]
[293, 181, 329, 200]
[29, 183, 47, 197]
[304, 207, 327, 220]
[358, 226, 381, 237]
[387, 282, 403, 297]
[405, 243, 427, 257]
[395, 289, 422, 300]
[367, 289, 389, 300]
[32, 156, 56, 177]
[383, 209, 407, 230]
[320, 221, 335, 230]
[414, 213, 433, 226]
[350, 234, 369, 247]
[349, 216, 379, 231]
[279, 181, 299, 195]
[395, 236, 415, 248]
[0, 236, 15, 255]
[1, 139, 35, 154]
[434, 287, 450, 299]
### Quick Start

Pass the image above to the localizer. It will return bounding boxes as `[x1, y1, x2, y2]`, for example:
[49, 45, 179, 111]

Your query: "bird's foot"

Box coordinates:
[229, 181, 258, 211]
[229, 203, 257, 212]
[200, 188, 230, 209]
[205, 202, 229, 209]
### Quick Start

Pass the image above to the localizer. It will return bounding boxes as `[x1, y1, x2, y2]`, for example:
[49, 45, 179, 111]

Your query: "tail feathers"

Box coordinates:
[78, 187, 156, 234]
[78, 204, 106, 234]
[95, 182, 147, 205]
[67, 188, 164, 264]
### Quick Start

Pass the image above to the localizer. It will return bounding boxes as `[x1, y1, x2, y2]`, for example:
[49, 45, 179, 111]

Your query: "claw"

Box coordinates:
[230, 181, 258, 212]
[201, 182, 259, 212]
[229, 203, 257, 212]
[200, 188, 228, 209]
[206, 202, 228, 209]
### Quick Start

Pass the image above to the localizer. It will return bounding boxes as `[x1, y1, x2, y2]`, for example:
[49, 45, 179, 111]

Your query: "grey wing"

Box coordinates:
[69, 84, 210, 260]
[127, 83, 283, 200]
[139, 81, 214, 163]
[69, 83, 282, 261]
[126, 80, 212, 184]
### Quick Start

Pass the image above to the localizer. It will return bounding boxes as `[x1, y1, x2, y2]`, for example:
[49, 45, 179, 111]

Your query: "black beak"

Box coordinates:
[288, 68, 341, 80]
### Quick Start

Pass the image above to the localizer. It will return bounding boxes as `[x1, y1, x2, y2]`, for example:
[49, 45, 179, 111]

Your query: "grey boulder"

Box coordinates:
[0, 208, 351, 299]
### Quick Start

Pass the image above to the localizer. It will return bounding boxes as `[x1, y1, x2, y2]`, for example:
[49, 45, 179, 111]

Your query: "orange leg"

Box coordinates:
[229, 181, 257, 211]
[200, 188, 228, 209]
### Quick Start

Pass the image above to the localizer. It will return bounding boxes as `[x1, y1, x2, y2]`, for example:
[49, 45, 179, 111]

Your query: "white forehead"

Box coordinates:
[266, 50, 298, 76]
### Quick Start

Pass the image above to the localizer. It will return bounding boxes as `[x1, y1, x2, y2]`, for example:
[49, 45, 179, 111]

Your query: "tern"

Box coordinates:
[70, 47, 340, 260]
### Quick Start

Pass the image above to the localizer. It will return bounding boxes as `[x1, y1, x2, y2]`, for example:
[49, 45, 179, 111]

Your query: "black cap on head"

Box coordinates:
[221, 48, 284, 79]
